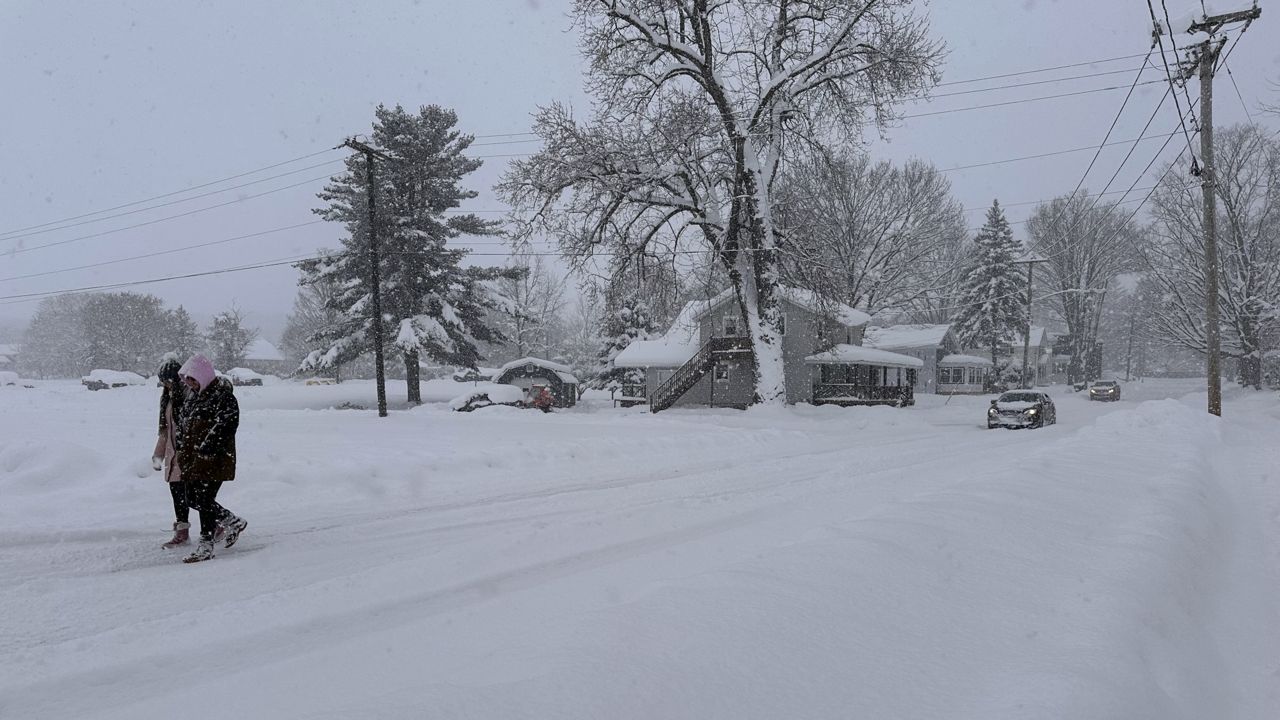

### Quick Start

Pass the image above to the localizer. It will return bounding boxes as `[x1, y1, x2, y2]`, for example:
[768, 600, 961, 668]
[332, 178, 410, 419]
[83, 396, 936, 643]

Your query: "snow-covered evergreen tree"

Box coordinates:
[298, 104, 519, 403]
[206, 307, 258, 370]
[951, 200, 1025, 382]
[593, 293, 657, 392]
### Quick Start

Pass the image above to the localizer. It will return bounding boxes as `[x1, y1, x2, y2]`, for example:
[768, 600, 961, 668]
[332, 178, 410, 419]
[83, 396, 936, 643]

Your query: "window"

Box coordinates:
[713, 363, 730, 381]
[939, 367, 963, 384]
[967, 367, 982, 385]
[722, 315, 741, 336]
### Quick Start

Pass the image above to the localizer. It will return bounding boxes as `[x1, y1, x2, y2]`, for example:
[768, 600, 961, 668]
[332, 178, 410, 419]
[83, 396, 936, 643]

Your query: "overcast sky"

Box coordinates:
[1, 0, 1276, 340]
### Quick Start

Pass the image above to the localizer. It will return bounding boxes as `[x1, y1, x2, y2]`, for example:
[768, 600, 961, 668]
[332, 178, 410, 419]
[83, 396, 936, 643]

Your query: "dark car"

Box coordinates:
[987, 390, 1057, 429]
[1088, 380, 1121, 402]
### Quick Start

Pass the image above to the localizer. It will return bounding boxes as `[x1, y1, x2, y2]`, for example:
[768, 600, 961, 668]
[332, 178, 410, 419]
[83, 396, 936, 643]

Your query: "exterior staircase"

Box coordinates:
[649, 336, 752, 413]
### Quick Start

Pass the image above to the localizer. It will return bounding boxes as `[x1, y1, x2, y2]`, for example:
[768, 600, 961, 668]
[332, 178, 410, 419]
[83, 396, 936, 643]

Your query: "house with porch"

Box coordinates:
[863, 324, 958, 394]
[614, 287, 923, 411]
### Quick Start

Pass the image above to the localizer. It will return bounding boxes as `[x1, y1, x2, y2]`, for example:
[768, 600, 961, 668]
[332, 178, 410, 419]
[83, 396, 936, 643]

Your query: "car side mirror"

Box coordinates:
[990, 399, 997, 405]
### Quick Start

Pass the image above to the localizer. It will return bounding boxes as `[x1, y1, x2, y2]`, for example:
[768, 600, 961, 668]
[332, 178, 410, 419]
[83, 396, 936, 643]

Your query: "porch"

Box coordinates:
[804, 344, 924, 408]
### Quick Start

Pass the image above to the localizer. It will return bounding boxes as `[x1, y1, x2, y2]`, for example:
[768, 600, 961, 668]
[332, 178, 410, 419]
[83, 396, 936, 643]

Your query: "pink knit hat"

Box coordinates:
[178, 354, 217, 391]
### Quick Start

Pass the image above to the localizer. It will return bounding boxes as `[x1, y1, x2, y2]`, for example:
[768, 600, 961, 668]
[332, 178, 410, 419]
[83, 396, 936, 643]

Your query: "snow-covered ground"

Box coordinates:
[1, 379, 1277, 718]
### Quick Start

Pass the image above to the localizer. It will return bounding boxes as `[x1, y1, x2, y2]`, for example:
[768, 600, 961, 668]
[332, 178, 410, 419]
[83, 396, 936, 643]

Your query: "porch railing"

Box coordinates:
[812, 383, 914, 407]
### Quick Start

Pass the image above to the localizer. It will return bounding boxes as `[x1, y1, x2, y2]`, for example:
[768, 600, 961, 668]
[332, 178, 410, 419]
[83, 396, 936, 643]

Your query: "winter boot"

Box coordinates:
[162, 521, 191, 549]
[213, 522, 227, 544]
[221, 514, 248, 549]
[183, 537, 216, 564]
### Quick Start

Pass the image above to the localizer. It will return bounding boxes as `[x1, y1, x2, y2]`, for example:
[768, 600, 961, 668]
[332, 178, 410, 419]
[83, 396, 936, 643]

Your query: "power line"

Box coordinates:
[941, 131, 1178, 173]
[936, 51, 1153, 87]
[900, 79, 1165, 119]
[0, 158, 346, 244]
[0, 220, 327, 283]
[4, 173, 337, 257]
[1150, 0, 1201, 164]
[923, 65, 1158, 101]
[0, 148, 342, 239]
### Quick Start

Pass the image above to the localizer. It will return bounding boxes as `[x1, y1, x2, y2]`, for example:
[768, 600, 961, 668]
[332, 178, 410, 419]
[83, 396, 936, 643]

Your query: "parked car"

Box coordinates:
[1088, 380, 1121, 402]
[449, 384, 526, 412]
[0, 370, 20, 386]
[225, 367, 265, 386]
[987, 390, 1057, 429]
[82, 369, 149, 391]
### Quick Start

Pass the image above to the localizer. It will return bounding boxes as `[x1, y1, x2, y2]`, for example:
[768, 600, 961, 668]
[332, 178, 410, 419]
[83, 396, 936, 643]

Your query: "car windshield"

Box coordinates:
[999, 392, 1040, 403]
[1093, 381, 1117, 387]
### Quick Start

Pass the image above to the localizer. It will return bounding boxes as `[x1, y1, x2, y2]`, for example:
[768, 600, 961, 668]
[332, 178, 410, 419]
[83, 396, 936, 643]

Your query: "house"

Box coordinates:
[0, 344, 19, 372]
[936, 354, 992, 395]
[493, 357, 579, 408]
[863, 324, 958, 394]
[616, 287, 923, 411]
[995, 326, 1053, 386]
[242, 338, 290, 376]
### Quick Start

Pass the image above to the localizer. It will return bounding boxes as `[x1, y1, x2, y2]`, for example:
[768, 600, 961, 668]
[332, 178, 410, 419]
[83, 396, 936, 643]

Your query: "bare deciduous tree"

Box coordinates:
[777, 153, 968, 318]
[1142, 124, 1280, 388]
[500, 0, 942, 404]
[1027, 193, 1142, 383]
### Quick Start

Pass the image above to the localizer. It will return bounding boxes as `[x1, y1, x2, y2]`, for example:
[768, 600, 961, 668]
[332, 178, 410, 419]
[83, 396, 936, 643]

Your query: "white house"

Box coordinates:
[242, 338, 289, 376]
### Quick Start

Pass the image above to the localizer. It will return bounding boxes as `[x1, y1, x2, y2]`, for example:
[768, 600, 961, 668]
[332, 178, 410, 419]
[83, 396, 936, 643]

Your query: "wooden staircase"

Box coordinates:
[649, 336, 752, 412]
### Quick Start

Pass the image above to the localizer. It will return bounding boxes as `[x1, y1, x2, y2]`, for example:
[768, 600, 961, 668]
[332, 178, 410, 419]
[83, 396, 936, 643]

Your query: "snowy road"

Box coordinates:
[2, 380, 1277, 718]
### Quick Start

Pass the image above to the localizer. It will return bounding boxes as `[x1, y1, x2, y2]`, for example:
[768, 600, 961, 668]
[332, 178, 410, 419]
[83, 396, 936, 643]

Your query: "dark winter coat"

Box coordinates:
[177, 377, 240, 483]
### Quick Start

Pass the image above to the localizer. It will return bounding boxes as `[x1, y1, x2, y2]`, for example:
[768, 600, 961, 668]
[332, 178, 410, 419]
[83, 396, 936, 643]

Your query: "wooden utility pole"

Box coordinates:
[1183, 4, 1261, 416]
[1013, 256, 1047, 388]
[342, 137, 392, 418]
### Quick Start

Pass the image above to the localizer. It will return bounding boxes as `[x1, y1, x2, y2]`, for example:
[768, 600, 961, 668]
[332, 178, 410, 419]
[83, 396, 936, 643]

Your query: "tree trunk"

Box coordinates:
[735, 254, 787, 406]
[404, 349, 421, 404]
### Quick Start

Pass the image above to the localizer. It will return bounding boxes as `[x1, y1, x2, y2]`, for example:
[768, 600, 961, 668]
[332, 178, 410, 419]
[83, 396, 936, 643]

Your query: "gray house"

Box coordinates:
[863, 324, 958, 394]
[615, 287, 922, 411]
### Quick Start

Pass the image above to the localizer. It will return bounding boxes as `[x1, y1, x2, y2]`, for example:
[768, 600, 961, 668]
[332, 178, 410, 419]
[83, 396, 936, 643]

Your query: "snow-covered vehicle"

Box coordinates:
[1088, 380, 1121, 402]
[0, 371, 21, 386]
[225, 367, 265, 386]
[303, 377, 338, 386]
[81, 369, 149, 391]
[449, 384, 526, 412]
[987, 390, 1056, 429]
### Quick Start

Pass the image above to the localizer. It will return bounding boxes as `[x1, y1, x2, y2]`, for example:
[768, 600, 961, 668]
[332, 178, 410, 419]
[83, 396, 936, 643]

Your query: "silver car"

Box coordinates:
[987, 390, 1057, 429]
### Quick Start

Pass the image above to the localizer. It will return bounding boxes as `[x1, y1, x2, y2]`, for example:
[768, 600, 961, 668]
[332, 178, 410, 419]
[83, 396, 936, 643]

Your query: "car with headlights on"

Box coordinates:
[1088, 379, 1121, 401]
[987, 390, 1056, 429]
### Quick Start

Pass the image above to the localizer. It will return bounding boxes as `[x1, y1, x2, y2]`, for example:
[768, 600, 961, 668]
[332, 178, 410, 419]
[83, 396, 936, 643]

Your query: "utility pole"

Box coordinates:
[341, 137, 393, 418]
[1125, 312, 1136, 382]
[1182, 4, 1261, 416]
[1013, 256, 1047, 388]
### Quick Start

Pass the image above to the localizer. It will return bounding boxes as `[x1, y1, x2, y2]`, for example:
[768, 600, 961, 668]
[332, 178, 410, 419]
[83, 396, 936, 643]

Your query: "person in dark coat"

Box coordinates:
[176, 354, 247, 563]
[151, 356, 192, 548]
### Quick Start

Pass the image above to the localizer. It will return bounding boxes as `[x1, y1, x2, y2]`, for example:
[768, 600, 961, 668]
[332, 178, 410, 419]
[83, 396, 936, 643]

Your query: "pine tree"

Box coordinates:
[593, 294, 657, 392]
[951, 200, 1025, 384]
[298, 104, 518, 403]
[20, 295, 92, 378]
[164, 306, 203, 359]
[207, 307, 258, 369]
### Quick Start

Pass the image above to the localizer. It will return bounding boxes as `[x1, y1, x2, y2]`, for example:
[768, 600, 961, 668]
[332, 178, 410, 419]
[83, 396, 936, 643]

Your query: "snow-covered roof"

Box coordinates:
[245, 338, 284, 362]
[498, 357, 578, 384]
[804, 344, 924, 369]
[662, 301, 703, 344]
[690, 287, 870, 328]
[864, 324, 951, 350]
[614, 339, 699, 368]
[938, 354, 991, 366]
[0, 343, 19, 357]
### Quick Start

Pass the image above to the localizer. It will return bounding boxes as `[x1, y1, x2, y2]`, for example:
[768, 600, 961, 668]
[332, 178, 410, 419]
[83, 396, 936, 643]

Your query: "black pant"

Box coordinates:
[185, 478, 231, 540]
[168, 481, 189, 524]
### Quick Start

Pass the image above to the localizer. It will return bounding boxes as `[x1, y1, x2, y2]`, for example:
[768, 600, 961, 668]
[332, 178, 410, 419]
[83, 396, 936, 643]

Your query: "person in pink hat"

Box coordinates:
[176, 354, 248, 563]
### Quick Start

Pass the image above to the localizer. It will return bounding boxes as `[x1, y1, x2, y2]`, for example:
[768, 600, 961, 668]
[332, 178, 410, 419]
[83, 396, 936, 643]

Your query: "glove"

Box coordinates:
[151, 456, 163, 472]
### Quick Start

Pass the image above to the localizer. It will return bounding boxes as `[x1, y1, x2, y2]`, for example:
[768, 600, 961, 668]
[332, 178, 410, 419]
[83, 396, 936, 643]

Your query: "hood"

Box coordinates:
[178, 354, 217, 392]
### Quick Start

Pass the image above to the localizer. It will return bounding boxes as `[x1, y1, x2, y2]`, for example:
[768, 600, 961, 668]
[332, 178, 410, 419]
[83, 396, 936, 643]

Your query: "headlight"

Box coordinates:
[988, 407, 997, 416]
[1026, 408, 1038, 415]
